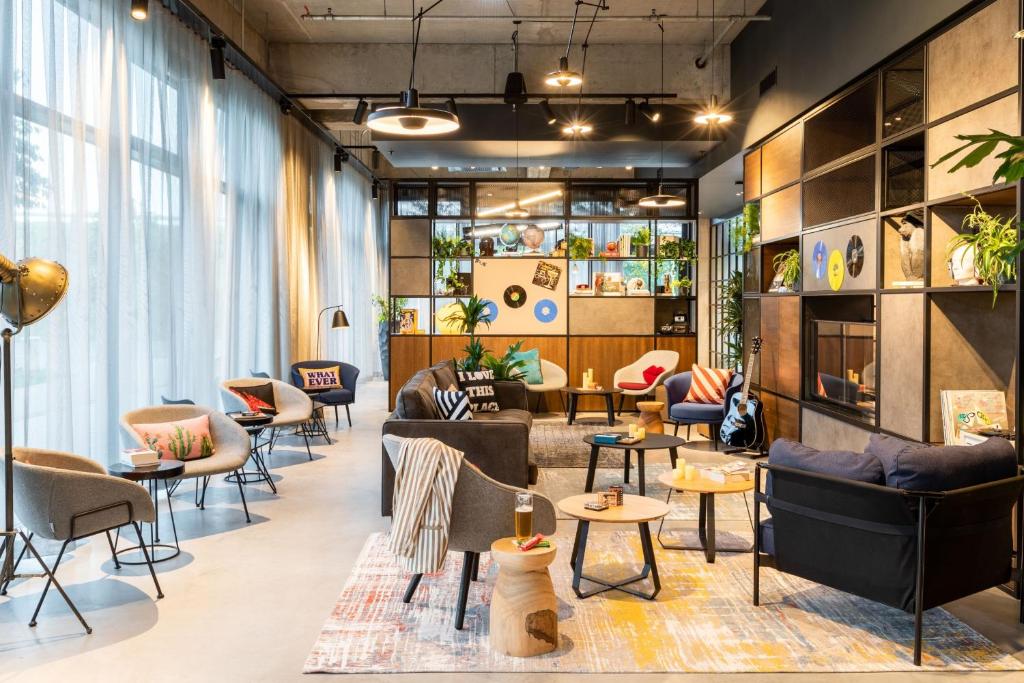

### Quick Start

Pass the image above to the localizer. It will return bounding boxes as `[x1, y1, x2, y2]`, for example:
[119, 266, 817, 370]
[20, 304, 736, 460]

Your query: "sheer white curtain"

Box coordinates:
[0, 0, 379, 461]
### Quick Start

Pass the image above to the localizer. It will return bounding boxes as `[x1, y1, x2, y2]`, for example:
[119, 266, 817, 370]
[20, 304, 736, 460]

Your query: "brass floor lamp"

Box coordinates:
[0, 252, 83, 629]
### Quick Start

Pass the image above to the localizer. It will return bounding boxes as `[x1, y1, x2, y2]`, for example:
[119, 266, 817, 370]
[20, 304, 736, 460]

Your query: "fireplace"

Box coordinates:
[810, 319, 877, 420]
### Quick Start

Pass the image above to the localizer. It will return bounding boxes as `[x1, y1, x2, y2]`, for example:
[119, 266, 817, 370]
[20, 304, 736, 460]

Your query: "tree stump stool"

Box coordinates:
[636, 400, 665, 434]
[489, 538, 558, 657]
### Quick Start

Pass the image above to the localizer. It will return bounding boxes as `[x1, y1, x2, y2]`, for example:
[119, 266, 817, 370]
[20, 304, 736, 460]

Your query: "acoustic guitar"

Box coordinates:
[720, 337, 767, 451]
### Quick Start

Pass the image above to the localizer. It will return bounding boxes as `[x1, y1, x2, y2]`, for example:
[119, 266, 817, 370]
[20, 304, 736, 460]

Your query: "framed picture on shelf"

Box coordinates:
[398, 308, 419, 335]
[939, 390, 1008, 445]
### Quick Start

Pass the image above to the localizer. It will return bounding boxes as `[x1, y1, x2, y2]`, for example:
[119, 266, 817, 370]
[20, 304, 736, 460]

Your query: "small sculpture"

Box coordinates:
[896, 211, 925, 281]
[479, 237, 495, 257]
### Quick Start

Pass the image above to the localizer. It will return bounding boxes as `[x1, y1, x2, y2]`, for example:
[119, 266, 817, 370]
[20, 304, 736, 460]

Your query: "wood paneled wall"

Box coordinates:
[761, 393, 800, 443]
[389, 335, 430, 409]
[759, 296, 801, 399]
[759, 185, 801, 241]
[761, 125, 802, 194]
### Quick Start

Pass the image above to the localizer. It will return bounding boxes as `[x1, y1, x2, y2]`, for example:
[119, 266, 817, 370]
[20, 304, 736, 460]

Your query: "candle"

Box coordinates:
[637, 427, 646, 440]
[684, 464, 696, 481]
[674, 458, 686, 478]
[581, 373, 589, 389]
[628, 423, 637, 437]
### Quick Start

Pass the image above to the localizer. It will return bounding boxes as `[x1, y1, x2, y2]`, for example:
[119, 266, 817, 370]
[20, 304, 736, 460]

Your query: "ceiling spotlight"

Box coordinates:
[371, 149, 381, 169]
[333, 147, 348, 173]
[624, 98, 637, 126]
[130, 0, 148, 20]
[562, 121, 593, 135]
[371, 182, 379, 199]
[279, 98, 292, 115]
[545, 56, 583, 88]
[638, 98, 660, 123]
[625, 165, 633, 170]
[694, 95, 732, 125]
[431, 166, 439, 170]
[210, 35, 226, 80]
[540, 99, 558, 125]
[353, 98, 369, 124]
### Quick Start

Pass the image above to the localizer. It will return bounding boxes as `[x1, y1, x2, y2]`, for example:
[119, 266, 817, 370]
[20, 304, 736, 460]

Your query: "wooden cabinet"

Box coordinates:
[759, 296, 800, 400]
[389, 335, 430, 411]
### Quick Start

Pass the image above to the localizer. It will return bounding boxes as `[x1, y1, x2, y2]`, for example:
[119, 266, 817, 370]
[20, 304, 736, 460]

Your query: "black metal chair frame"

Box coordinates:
[402, 551, 481, 630]
[752, 462, 1024, 666]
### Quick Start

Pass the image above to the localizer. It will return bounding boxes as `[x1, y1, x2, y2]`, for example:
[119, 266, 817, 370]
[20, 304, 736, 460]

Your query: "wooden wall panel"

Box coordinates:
[390, 218, 432, 257]
[569, 297, 654, 336]
[744, 149, 762, 201]
[760, 393, 800, 444]
[927, 0, 1018, 122]
[761, 124, 803, 194]
[569, 336, 653, 411]
[390, 258, 432, 296]
[389, 335, 430, 411]
[879, 293, 925, 440]
[759, 295, 800, 399]
[655, 335, 696, 372]
[760, 185, 801, 242]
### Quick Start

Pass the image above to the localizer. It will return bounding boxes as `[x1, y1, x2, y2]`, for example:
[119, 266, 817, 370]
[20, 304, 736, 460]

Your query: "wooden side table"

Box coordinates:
[562, 387, 622, 426]
[635, 401, 665, 433]
[489, 538, 558, 657]
[655, 470, 755, 563]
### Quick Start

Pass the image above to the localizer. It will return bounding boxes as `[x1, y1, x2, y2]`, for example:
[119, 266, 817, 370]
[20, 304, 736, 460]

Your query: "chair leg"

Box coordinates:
[471, 552, 480, 581]
[105, 530, 122, 570]
[687, 425, 692, 440]
[345, 404, 352, 427]
[234, 470, 252, 523]
[0, 531, 32, 595]
[132, 522, 164, 599]
[403, 574, 423, 603]
[23, 534, 90, 633]
[455, 551, 474, 630]
[198, 476, 210, 509]
[29, 539, 70, 627]
[558, 391, 567, 415]
[334, 405, 339, 425]
[617, 394, 625, 416]
[302, 423, 313, 461]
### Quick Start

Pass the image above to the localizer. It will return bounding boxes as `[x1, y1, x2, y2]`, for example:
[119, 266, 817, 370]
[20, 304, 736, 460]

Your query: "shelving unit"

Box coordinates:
[740, 0, 1021, 451]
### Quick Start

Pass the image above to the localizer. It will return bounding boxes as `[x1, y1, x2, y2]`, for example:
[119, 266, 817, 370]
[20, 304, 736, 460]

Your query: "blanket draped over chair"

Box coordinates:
[387, 437, 464, 573]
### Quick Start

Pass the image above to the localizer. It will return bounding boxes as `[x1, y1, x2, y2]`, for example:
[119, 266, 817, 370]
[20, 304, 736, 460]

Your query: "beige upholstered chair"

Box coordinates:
[523, 359, 568, 413]
[7, 448, 163, 633]
[613, 349, 679, 414]
[120, 405, 253, 522]
[220, 378, 315, 460]
[382, 434, 556, 630]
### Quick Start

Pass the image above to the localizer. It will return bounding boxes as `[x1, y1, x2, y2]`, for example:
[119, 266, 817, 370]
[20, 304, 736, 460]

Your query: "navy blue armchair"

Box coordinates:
[663, 371, 743, 449]
[290, 360, 360, 426]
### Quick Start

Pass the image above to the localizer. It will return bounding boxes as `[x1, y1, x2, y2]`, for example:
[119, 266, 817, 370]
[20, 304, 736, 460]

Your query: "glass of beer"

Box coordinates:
[515, 492, 534, 542]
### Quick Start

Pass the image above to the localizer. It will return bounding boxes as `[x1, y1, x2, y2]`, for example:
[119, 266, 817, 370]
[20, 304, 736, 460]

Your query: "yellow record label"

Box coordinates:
[827, 249, 845, 291]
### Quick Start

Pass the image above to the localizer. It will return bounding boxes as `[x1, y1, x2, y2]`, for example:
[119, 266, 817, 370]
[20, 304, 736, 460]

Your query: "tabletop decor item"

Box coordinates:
[515, 491, 534, 542]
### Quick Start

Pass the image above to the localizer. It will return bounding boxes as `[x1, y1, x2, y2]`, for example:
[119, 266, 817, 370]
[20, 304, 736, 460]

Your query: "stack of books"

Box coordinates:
[592, 433, 624, 445]
[120, 447, 160, 468]
[699, 461, 753, 484]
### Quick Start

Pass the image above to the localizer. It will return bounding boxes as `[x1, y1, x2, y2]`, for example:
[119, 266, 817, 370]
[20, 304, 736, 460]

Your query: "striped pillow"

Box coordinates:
[432, 387, 473, 421]
[683, 365, 734, 404]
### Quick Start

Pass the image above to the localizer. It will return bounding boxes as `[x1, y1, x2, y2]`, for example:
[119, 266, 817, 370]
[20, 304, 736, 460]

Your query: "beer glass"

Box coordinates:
[514, 492, 534, 542]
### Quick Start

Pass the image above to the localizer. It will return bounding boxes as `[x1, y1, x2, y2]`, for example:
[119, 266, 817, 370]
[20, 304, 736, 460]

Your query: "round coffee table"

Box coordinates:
[562, 387, 622, 427]
[489, 537, 558, 657]
[226, 412, 277, 493]
[107, 460, 185, 564]
[558, 493, 669, 600]
[655, 470, 754, 563]
[582, 432, 685, 496]
[635, 401, 665, 434]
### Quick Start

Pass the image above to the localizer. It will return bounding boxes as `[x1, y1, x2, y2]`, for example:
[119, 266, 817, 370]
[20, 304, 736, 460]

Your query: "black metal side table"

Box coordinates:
[107, 460, 185, 564]
[300, 387, 332, 444]
[226, 412, 277, 493]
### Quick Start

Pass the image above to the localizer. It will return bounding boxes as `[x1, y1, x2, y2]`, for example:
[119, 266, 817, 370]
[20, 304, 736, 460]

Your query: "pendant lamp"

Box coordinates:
[544, 2, 585, 87]
[639, 21, 684, 209]
[504, 28, 529, 105]
[694, 0, 733, 126]
[367, 4, 460, 136]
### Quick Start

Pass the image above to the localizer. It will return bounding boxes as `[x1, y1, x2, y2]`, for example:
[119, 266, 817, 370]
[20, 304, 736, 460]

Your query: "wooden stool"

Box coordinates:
[489, 538, 558, 657]
[636, 400, 665, 434]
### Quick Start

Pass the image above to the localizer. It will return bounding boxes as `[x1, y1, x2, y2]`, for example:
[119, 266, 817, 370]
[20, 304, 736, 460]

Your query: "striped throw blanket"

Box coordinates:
[387, 437, 464, 574]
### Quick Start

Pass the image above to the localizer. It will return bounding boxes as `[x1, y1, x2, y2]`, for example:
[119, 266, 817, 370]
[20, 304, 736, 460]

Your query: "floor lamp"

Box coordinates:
[316, 305, 350, 359]
[0, 252, 81, 628]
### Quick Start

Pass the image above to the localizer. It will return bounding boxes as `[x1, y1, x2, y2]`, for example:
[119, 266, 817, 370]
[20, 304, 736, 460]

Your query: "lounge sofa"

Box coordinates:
[381, 360, 532, 516]
[754, 435, 1024, 666]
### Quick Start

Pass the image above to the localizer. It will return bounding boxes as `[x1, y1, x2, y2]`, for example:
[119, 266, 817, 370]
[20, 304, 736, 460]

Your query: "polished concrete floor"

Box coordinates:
[2, 381, 1024, 682]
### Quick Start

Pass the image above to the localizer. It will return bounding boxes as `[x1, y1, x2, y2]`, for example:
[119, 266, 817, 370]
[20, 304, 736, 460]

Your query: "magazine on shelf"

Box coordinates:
[939, 390, 1008, 446]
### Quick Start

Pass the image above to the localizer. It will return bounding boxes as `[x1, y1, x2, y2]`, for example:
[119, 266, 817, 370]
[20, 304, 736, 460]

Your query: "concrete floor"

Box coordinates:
[2, 381, 1024, 682]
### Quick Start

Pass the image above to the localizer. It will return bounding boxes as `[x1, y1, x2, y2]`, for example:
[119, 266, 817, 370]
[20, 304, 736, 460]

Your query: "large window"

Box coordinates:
[709, 215, 745, 369]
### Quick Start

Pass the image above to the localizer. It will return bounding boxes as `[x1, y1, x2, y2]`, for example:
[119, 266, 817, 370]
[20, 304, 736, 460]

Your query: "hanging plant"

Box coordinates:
[947, 197, 1020, 306]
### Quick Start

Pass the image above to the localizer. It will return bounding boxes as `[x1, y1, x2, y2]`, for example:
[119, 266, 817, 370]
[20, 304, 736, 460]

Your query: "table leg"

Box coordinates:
[567, 393, 578, 425]
[639, 522, 661, 598]
[584, 445, 599, 492]
[623, 449, 630, 484]
[571, 521, 591, 598]
[569, 518, 584, 570]
[668, 446, 679, 470]
[637, 450, 646, 496]
[697, 493, 708, 552]
[604, 394, 615, 426]
[706, 493, 717, 564]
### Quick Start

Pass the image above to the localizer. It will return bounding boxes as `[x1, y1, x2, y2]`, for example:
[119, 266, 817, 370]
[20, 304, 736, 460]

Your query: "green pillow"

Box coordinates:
[511, 348, 544, 385]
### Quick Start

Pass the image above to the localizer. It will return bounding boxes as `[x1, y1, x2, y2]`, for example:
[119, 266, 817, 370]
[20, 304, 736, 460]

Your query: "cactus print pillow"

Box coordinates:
[133, 414, 216, 461]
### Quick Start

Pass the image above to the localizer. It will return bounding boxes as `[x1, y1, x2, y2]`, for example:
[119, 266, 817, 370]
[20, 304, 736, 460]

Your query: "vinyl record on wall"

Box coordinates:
[534, 298, 558, 323]
[846, 235, 864, 278]
[482, 299, 499, 322]
[828, 249, 845, 291]
[812, 240, 827, 279]
[503, 285, 527, 308]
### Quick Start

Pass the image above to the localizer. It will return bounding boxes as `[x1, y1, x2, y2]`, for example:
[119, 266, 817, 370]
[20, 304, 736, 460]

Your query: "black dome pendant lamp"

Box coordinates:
[503, 25, 528, 106]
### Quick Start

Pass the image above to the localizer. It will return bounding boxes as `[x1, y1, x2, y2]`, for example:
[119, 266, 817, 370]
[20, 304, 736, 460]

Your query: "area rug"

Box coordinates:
[531, 421, 704, 468]
[303, 531, 1022, 674]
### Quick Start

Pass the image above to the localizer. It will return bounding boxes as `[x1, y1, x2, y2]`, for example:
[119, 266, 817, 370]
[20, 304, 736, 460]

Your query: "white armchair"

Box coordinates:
[522, 359, 568, 413]
[220, 378, 315, 460]
[612, 349, 679, 414]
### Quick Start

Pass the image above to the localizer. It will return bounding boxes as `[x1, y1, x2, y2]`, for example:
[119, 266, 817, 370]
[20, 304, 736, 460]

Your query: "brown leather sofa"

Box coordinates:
[381, 360, 532, 516]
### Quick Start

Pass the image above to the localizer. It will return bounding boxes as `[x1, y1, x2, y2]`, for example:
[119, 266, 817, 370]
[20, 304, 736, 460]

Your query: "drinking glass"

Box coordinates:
[515, 491, 534, 542]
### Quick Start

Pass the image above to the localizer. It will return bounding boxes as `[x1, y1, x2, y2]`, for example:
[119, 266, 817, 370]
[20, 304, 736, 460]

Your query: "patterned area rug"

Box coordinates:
[303, 531, 1022, 674]
[530, 420, 705, 468]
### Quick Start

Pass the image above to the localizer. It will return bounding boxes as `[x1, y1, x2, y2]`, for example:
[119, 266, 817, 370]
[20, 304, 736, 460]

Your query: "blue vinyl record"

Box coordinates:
[812, 240, 827, 279]
[481, 299, 499, 323]
[534, 299, 558, 323]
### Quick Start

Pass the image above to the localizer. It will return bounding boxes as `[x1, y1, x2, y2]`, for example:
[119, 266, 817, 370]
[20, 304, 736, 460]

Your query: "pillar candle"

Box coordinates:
[628, 423, 637, 437]
[684, 464, 696, 480]
[674, 458, 686, 478]
[637, 427, 646, 440]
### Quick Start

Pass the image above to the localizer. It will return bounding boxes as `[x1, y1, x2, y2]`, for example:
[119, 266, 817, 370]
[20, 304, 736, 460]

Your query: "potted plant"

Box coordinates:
[441, 294, 493, 370]
[371, 295, 406, 379]
[567, 234, 594, 260]
[771, 249, 801, 292]
[946, 197, 1019, 304]
[657, 239, 679, 260]
[733, 202, 760, 253]
[720, 270, 744, 368]
[481, 340, 527, 380]
[670, 276, 692, 297]
[632, 226, 651, 257]
[679, 238, 697, 262]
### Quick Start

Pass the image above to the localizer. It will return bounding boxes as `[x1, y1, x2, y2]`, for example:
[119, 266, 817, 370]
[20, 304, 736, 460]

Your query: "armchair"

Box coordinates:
[8, 448, 164, 633]
[663, 371, 743, 449]
[382, 434, 556, 630]
[523, 359, 568, 413]
[220, 378, 315, 460]
[290, 360, 360, 427]
[613, 350, 679, 414]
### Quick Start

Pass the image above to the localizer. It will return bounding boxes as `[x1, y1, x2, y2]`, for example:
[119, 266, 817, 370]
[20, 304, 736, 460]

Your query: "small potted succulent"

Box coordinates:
[632, 226, 651, 257]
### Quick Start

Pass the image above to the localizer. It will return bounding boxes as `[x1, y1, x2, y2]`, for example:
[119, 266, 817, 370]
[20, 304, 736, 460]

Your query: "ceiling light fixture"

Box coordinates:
[638, 98, 660, 123]
[540, 99, 558, 125]
[130, 0, 148, 21]
[210, 35, 226, 80]
[353, 98, 368, 124]
[562, 122, 593, 135]
[504, 26, 529, 105]
[624, 98, 637, 126]
[560, 2, 604, 137]
[695, 0, 733, 126]
[640, 19, 685, 210]
[333, 147, 348, 173]
[478, 189, 564, 218]
[544, 1, 606, 88]
[366, 2, 460, 136]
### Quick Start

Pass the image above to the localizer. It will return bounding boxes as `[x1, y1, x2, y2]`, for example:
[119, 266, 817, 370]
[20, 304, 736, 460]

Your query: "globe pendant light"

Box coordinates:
[506, 106, 530, 219]
[639, 21, 684, 209]
[367, 3, 460, 136]
[694, 0, 733, 126]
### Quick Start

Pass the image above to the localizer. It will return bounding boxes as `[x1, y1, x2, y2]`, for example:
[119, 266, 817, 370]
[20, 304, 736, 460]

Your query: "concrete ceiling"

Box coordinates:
[243, 0, 767, 45]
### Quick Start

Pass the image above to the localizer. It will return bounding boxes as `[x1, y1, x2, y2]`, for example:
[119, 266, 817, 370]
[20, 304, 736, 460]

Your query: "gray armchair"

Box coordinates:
[120, 405, 253, 522]
[290, 360, 360, 427]
[8, 448, 163, 633]
[663, 371, 744, 449]
[382, 434, 556, 630]
[220, 378, 315, 460]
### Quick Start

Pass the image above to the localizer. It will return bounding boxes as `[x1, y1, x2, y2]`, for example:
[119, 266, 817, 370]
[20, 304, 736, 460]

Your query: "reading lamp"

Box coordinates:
[0, 252, 77, 625]
[316, 305, 350, 359]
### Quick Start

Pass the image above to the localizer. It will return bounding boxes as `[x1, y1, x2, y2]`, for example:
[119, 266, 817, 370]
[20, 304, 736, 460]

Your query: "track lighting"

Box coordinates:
[210, 35, 226, 80]
[624, 98, 637, 126]
[540, 99, 558, 125]
[446, 98, 459, 117]
[371, 182, 379, 199]
[639, 99, 660, 123]
[694, 94, 733, 125]
[333, 147, 348, 173]
[130, 0, 148, 20]
[353, 98, 368, 124]
[279, 98, 292, 115]
[562, 121, 593, 135]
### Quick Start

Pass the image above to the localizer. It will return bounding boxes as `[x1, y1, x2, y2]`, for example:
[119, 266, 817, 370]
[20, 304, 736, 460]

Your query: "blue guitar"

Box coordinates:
[720, 337, 766, 450]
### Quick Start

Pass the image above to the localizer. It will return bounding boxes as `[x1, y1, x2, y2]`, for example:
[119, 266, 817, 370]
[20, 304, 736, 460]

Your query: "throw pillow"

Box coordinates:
[432, 387, 473, 421]
[642, 365, 665, 386]
[229, 382, 278, 415]
[683, 365, 733, 404]
[297, 365, 342, 389]
[865, 433, 1017, 491]
[510, 348, 544, 385]
[133, 414, 216, 461]
[456, 368, 500, 413]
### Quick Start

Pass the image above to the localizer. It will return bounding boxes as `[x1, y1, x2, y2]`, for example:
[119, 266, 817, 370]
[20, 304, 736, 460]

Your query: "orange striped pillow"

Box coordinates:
[683, 365, 734, 404]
